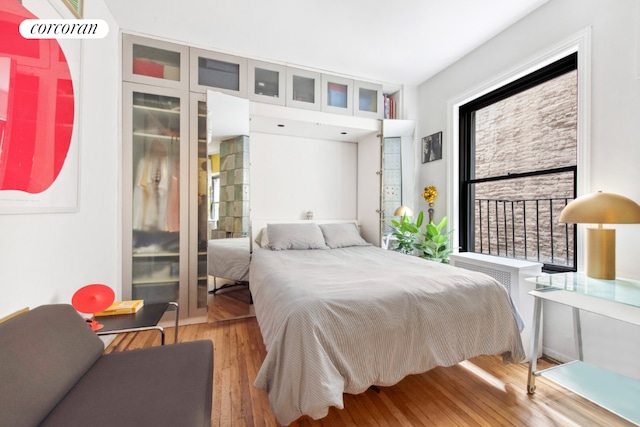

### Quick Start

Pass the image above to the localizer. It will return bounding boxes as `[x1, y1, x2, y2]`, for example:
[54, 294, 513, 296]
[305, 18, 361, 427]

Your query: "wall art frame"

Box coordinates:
[0, 2, 81, 213]
[421, 131, 443, 163]
[62, 0, 83, 18]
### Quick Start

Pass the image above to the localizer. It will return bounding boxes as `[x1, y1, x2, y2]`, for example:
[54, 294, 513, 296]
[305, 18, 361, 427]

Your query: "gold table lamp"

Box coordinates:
[394, 206, 414, 217]
[559, 191, 640, 279]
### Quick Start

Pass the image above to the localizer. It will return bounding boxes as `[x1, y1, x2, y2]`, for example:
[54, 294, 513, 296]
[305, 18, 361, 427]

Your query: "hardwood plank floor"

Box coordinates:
[105, 318, 634, 427]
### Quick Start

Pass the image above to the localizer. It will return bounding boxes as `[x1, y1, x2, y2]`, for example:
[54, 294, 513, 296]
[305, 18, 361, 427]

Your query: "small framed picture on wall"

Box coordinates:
[63, 0, 83, 18]
[422, 132, 442, 163]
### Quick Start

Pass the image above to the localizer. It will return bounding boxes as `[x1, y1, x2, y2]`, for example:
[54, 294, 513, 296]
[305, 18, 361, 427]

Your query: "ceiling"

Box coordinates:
[104, 0, 548, 88]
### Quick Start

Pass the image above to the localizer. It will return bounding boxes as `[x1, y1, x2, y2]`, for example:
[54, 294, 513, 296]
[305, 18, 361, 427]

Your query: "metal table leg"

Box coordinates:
[527, 296, 543, 394]
[572, 307, 583, 361]
[169, 301, 179, 344]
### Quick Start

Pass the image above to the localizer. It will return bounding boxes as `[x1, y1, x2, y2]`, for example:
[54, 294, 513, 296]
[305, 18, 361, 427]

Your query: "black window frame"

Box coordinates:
[458, 52, 578, 273]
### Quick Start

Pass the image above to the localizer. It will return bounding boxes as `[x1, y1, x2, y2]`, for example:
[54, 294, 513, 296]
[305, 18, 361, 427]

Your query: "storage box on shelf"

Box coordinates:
[122, 34, 189, 91]
[189, 47, 248, 97]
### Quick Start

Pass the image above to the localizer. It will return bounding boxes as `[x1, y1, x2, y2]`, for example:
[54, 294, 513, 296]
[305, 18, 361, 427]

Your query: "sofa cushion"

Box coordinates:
[39, 340, 214, 427]
[0, 304, 104, 427]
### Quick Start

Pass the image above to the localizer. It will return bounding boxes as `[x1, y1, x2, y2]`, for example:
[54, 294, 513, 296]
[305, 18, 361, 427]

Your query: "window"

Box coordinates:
[459, 53, 577, 272]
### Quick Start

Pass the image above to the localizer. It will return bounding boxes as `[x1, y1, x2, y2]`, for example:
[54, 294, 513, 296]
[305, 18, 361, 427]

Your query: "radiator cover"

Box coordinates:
[449, 252, 543, 361]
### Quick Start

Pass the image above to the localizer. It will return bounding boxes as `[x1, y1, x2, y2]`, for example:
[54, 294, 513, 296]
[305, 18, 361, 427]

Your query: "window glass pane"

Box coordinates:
[472, 172, 575, 268]
[131, 91, 181, 304]
[382, 137, 402, 236]
[292, 75, 315, 103]
[254, 67, 279, 97]
[474, 71, 577, 180]
[132, 44, 180, 81]
[327, 82, 348, 108]
[198, 57, 240, 91]
[197, 100, 208, 309]
[359, 88, 377, 113]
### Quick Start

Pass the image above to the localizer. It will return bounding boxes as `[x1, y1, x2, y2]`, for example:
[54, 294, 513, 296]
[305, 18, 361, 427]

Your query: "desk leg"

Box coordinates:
[169, 301, 179, 344]
[527, 296, 543, 394]
[573, 307, 583, 361]
[98, 326, 165, 345]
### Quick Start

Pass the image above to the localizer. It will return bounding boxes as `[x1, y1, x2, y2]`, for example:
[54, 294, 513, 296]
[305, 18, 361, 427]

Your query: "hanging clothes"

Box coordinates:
[133, 140, 170, 231]
[166, 153, 180, 232]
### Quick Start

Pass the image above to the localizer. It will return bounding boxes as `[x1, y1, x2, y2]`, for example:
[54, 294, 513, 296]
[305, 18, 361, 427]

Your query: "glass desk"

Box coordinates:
[96, 302, 178, 345]
[525, 273, 640, 425]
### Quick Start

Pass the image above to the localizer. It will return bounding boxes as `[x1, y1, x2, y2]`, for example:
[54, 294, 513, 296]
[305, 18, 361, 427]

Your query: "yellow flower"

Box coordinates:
[422, 186, 437, 205]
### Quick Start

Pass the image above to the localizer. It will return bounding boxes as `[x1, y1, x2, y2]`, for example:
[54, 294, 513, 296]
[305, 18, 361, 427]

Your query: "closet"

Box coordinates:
[122, 35, 208, 322]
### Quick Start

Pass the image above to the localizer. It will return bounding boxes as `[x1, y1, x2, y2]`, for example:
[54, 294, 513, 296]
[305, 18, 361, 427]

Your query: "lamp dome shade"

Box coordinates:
[72, 284, 115, 314]
[559, 191, 640, 224]
[394, 206, 414, 216]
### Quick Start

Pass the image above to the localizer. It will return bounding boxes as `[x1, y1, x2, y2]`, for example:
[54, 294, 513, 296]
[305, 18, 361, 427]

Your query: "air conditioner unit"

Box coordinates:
[449, 252, 543, 361]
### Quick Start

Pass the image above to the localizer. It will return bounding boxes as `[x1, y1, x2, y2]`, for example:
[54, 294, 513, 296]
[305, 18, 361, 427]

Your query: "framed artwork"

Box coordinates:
[422, 132, 443, 163]
[62, 0, 83, 18]
[0, 4, 80, 213]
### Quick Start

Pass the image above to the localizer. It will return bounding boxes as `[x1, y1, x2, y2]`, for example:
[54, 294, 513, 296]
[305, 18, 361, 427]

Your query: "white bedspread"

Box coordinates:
[250, 246, 525, 425]
[207, 238, 250, 282]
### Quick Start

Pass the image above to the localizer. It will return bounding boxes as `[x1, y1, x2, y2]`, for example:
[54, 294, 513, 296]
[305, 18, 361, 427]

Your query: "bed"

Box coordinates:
[207, 237, 250, 293]
[249, 222, 525, 425]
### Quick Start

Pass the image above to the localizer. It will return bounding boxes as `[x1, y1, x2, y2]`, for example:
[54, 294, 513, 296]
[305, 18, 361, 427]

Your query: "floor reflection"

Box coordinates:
[208, 276, 254, 322]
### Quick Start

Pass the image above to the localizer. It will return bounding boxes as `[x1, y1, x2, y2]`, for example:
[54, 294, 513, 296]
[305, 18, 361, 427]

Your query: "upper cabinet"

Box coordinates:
[286, 67, 322, 111]
[321, 74, 354, 115]
[122, 34, 189, 90]
[354, 81, 383, 119]
[189, 48, 248, 97]
[124, 33, 396, 118]
[248, 60, 286, 105]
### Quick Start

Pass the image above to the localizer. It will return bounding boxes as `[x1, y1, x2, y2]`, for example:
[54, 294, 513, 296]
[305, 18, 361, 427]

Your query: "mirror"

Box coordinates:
[206, 91, 253, 322]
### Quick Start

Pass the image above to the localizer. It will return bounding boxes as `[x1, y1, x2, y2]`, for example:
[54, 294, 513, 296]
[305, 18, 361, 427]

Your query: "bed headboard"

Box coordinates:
[250, 219, 360, 249]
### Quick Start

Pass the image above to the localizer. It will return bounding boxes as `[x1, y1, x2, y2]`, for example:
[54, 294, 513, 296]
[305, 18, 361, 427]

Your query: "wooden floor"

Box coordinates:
[105, 318, 633, 427]
[208, 285, 254, 322]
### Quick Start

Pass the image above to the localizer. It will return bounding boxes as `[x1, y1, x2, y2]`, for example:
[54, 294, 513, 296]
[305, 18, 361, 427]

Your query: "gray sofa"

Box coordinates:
[0, 304, 213, 427]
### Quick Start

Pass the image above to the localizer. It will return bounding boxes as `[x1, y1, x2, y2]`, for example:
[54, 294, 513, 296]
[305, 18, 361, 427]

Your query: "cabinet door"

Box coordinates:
[248, 60, 286, 105]
[189, 93, 209, 318]
[354, 80, 383, 119]
[190, 48, 247, 97]
[286, 67, 321, 111]
[357, 132, 382, 246]
[321, 74, 353, 115]
[122, 34, 189, 90]
[122, 83, 189, 312]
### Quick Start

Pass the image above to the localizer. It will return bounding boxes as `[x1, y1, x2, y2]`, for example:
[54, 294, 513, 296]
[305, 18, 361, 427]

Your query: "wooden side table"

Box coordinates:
[96, 301, 178, 345]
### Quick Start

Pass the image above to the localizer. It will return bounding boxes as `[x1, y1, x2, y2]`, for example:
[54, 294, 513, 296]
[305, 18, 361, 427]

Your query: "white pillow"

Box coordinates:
[319, 223, 370, 249]
[254, 227, 269, 248]
[266, 223, 328, 250]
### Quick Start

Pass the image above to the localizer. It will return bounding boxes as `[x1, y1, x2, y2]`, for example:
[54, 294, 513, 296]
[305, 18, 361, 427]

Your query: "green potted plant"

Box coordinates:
[415, 216, 453, 263]
[389, 211, 423, 255]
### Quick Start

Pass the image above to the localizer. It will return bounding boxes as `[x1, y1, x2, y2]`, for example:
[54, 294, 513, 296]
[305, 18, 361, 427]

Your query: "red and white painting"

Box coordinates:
[0, 0, 79, 213]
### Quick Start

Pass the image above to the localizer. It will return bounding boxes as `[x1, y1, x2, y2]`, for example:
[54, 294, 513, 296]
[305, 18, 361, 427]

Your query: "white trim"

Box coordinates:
[447, 27, 592, 272]
[637, 0, 640, 79]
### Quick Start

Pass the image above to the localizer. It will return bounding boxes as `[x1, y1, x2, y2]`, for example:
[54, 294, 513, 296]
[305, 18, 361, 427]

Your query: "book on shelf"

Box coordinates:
[95, 300, 144, 317]
[383, 94, 397, 119]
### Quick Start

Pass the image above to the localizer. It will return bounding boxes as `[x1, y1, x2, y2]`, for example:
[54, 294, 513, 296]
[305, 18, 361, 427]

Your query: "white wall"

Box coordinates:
[416, 0, 640, 379]
[250, 133, 358, 221]
[0, 1, 120, 318]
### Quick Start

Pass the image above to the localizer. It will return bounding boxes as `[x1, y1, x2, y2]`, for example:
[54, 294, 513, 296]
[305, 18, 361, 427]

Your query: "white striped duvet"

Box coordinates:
[250, 246, 525, 425]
